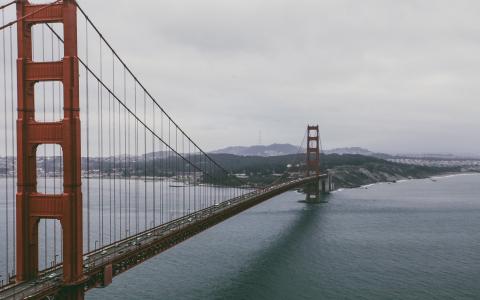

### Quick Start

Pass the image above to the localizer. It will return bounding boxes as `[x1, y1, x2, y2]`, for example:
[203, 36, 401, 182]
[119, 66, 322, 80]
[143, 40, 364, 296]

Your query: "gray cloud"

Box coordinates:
[12, 1, 480, 154]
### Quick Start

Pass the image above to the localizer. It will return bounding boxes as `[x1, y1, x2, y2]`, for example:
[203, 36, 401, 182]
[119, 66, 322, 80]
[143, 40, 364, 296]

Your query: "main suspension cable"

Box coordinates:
[0, 0, 61, 31]
[72, 2, 246, 186]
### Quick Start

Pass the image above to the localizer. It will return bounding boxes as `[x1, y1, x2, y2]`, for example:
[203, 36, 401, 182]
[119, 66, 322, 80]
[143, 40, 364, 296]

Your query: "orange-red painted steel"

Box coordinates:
[16, 1, 84, 298]
[306, 125, 320, 175]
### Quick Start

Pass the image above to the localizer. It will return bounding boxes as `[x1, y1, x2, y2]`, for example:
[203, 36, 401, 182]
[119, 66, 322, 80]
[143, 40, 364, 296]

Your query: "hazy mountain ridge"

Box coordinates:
[211, 144, 389, 158]
[211, 144, 480, 160]
[211, 143, 300, 157]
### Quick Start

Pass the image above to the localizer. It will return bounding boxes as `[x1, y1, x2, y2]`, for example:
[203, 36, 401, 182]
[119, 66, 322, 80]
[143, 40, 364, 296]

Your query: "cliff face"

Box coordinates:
[329, 163, 458, 189]
[207, 153, 464, 189]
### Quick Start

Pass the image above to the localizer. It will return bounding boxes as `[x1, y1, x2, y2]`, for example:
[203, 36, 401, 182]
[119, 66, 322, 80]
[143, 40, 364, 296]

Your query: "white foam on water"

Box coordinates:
[431, 173, 479, 180]
[361, 184, 376, 188]
[330, 173, 479, 194]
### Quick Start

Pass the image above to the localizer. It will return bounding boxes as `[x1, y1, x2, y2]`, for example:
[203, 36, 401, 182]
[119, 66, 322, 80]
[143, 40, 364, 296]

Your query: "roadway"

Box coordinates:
[0, 174, 326, 300]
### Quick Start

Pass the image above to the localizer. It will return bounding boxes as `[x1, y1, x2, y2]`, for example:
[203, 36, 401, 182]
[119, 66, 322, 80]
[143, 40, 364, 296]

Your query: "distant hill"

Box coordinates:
[207, 153, 461, 188]
[324, 147, 376, 156]
[323, 147, 393, 159]
[211, 144, 393, 158]
[211, 143, 301, 157]
[323, 147, 480, 160]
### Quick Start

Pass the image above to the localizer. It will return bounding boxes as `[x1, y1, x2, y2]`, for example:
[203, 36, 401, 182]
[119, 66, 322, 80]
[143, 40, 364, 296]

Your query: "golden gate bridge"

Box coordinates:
[0, 1, 330, 299]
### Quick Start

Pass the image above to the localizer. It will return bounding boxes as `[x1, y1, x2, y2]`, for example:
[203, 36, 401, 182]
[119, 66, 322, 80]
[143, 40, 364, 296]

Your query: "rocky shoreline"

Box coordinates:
[329, 163, 466, 189]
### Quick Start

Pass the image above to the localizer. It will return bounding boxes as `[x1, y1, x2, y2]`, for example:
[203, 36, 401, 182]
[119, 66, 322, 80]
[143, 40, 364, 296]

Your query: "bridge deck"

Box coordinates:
[0, 175, 327, 299]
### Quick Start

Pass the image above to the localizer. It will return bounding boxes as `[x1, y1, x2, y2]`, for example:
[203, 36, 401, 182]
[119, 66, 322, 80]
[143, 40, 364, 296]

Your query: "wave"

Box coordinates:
[361, 183, 376, 188]
[431, 173, 479, 180]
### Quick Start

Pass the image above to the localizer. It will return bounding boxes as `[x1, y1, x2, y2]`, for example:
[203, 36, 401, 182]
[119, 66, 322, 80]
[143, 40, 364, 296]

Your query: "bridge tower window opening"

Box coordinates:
[31, 23, 64, 63]
[28, 0, 60, 4]
[34, 81, 64, 122]
[36, 144, 64, 194]
[38, 219, 63, 272]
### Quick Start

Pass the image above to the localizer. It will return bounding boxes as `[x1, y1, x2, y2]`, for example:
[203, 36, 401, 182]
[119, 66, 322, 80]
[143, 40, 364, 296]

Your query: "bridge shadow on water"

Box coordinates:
[297, 194, 330, 204]
[212, 192, 332, 300]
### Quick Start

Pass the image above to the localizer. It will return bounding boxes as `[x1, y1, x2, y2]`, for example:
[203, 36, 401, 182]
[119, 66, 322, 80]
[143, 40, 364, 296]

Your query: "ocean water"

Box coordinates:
[84, 174, 479, 299]
[0, 178, 241, 283]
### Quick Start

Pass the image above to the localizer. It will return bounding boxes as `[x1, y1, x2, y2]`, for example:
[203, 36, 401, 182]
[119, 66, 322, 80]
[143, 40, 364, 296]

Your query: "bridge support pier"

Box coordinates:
[320, 174, 333, 193]
[304, 175, 331, 202]
[305, 181, 320, 201]
[59, 285, 85, 300]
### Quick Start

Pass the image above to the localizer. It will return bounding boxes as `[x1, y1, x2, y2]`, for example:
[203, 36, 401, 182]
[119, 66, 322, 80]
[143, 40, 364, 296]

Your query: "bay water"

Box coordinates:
[88, 173, 480, 299]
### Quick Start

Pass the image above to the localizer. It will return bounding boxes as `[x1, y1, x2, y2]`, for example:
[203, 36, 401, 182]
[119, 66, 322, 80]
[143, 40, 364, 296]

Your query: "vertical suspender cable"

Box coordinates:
[85, 15, 91, 252]
[58, 36, 63, 261]
[143, 91, 147, 230]
[193, 144, 196, 212]
[152, 101, 156, 227]
[188, 141, 191, 214]
[127, 80, 131, 237]
[108, 83, 112, 243]
[123, 68, 127, 239]
[107, 81, 111, 243]
[134, 82, 138, 234]
[10, 21, 16, 276]
[2, 9, 9, 279]
[97, 79, 101, 249]
[182, 134, 185, 216]
[168, 119, 171, 221]
[41, 24, 48, 270]
[117, 61, 121, 240]
[112, 53, 116, 243]
[160, 111, 164, 224]
[108, 91, 112, 244]
[99, 35, 104, 247]
[175, 127, 178, 217]
[50, 28, 57, 266]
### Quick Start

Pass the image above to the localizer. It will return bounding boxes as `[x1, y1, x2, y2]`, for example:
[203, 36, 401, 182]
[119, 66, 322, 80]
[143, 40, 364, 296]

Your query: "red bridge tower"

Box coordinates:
[306, 125, 320, 175]
[16, 0, 84, 298]
[305, 125, 332, 199]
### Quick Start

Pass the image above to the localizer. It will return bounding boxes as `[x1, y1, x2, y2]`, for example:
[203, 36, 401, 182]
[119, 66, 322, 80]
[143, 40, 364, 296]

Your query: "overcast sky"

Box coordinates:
[77, 0, 479, 154]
